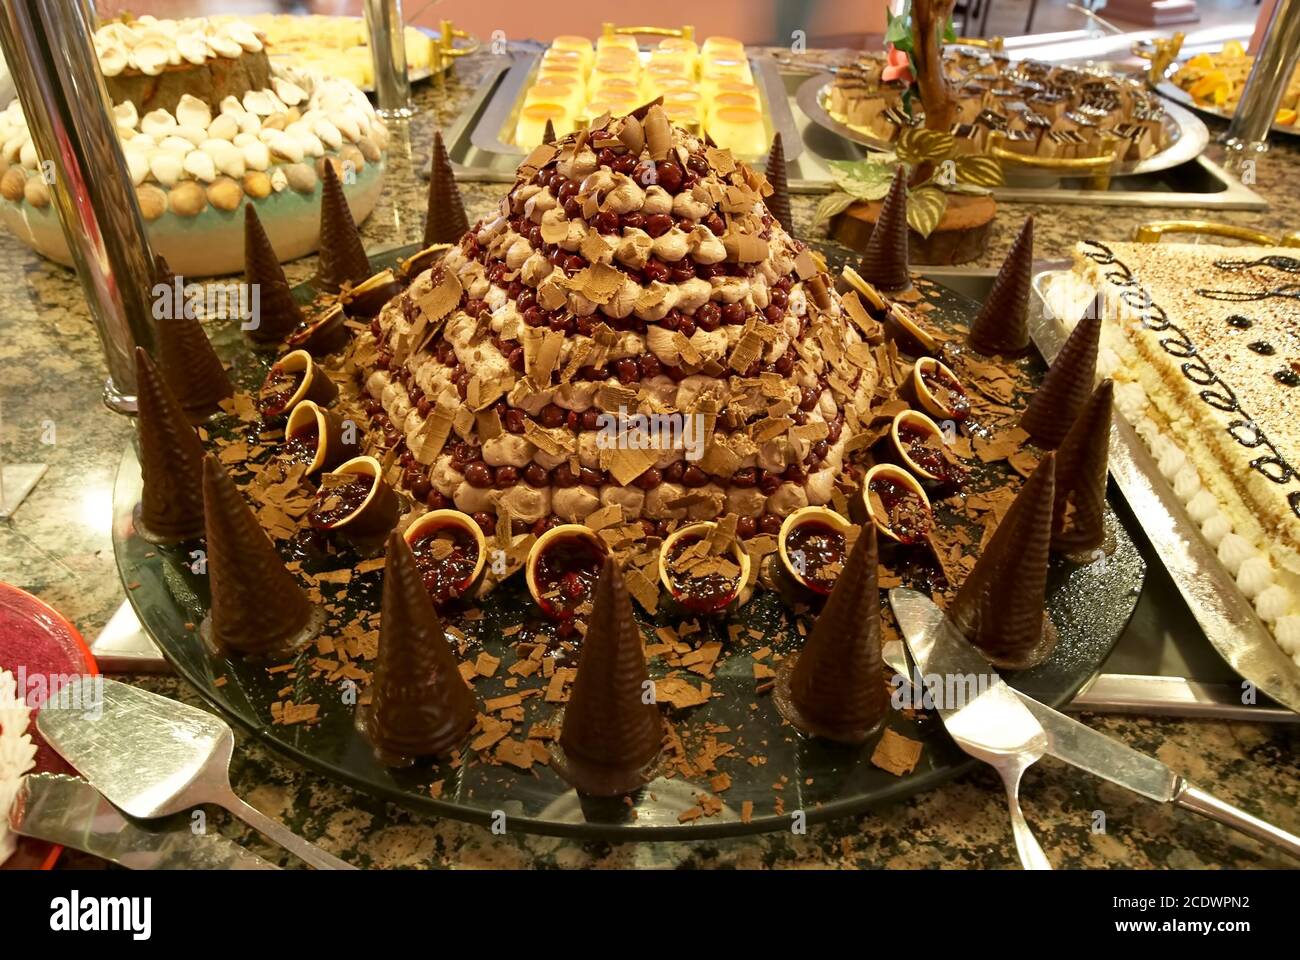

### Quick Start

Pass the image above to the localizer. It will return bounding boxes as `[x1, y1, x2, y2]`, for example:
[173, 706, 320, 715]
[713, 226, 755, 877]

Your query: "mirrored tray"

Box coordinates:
[797, 72, 1210, 178]
[111, 243, 1145, 840]
[1154, 79, 1300, 141]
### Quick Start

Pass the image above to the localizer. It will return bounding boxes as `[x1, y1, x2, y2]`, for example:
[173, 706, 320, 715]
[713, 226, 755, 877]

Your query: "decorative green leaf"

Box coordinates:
[813, 191, 859, 229]
[906, 185, 948, 239]
[943, 180, 993, 196]
[884, 8, 912, 49]
[943, 17, 957, 43]
[825, 157, 898, 200]
[896, 128, 955, 165]
[954, 154, 1005, 187]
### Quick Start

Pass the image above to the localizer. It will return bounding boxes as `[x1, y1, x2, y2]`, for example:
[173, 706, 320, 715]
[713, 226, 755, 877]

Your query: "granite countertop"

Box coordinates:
[1, 51, 1297, 869]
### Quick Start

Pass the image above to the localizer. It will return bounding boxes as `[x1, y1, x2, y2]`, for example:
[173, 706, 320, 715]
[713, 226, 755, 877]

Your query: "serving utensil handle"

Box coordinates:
[1175, 783, 1300, 859]
[219, 791, 357, 870]
[1001, 764, 1053, 871]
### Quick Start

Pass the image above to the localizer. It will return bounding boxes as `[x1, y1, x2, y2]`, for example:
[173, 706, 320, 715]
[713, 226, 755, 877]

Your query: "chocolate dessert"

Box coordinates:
[243, 205, 305, 344]
[552, 557, 664, 796]
[199, 455, 319, 656]
[1051, 379, 1113, 552]
[775, 524, 888, 743]
[133, 347, 207, 544]
[359, 533, 478, 763]
[968, 215, 1034, 355]
[857, 167, 910, 292]
[423, 130, 470, 247]
[1020, 311, 1101, 448]
[317, 161, 372, 293]
[152, 256, 234, 419]
[948, 452, 1058, 669]
[763, 133, 794, 235]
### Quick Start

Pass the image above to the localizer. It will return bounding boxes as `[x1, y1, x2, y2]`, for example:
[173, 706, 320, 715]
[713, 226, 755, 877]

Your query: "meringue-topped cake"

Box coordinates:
[1055, 240, 1300, 662]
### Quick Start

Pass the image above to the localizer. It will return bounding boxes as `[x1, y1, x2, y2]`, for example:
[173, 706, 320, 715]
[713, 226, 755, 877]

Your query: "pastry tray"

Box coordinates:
[1154, 78, 1300, 141]
[444, 56, 1266, 210]
[468, 49, 802, 165]
[1029, 263, 1300, 718]
[796, 71, 1212, 179]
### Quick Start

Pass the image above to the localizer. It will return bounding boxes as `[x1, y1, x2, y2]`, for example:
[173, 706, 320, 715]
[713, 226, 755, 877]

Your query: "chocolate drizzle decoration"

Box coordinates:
[1081, 240, 1300, 519]
[1214, 255, 1300, 274]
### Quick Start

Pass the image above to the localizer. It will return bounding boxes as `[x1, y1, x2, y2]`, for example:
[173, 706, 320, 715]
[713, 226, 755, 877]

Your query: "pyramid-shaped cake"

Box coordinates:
[347, 107, 879, 536]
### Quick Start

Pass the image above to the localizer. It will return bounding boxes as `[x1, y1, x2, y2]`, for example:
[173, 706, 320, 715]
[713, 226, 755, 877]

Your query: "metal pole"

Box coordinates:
[1222, 0, 1300, 166]
[0, 0, 158, 414]
[365, 0, 415, 119]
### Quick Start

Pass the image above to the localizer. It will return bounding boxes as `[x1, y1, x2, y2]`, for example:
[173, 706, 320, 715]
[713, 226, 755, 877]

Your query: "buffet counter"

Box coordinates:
[1, 48, 1296, 869]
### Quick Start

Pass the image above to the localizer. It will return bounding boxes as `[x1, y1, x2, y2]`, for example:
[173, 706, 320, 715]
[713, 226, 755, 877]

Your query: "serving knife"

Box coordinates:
[889, 588, 1300, 860]
[8, 773, 279, 869]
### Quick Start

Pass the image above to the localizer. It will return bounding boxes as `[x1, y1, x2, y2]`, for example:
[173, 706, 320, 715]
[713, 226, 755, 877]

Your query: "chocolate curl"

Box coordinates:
[775, 525, 888, 744]
[948, 453, 1058, 670]
[362, 533, 478, 761]
[243, 206, 305, 343]
[1052, 380, 1113, 552]
[200, 455, 317, 655]
[152, 255, 233, 419]
[764, 132, 794, 235]
[554, 557, 663, 796]
[423, 130, 470, 247]
[968, 215, 1034, 354]
[317, 160, 372, 294]
[134, 347, 206, 544]
[857, 166, 910, 292]
[1020, 310, 1102, 448]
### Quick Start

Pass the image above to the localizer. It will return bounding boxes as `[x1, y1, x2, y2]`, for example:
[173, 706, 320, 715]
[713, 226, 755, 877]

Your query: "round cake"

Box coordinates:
[351, 106, 877, 540]
[0, 15, 387, 277]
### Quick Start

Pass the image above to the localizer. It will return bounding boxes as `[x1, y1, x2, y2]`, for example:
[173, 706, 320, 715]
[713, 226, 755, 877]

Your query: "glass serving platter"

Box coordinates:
[110, 242, 1145, 840]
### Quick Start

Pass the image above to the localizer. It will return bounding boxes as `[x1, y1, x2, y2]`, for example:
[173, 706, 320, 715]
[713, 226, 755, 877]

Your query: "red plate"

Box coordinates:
[0, 582, 99, 870]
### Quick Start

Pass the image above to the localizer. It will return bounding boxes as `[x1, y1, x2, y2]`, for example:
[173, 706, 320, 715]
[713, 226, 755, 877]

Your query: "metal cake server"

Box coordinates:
[889, 588, 1300, 861]
[888, 589, 1053, 870]
[9, 773, 278, 869]
[36, 677, 355, 870]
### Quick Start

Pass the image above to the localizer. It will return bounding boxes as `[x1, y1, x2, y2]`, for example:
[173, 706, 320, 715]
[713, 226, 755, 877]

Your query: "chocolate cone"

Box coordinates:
[775, 524, 888, 744]
[362, 533, 478, 761]
[968, 215, 1034, 354]
[1020, 311, 1101, 448]
[554, 557, 663, 796]
[764, 132, 794, 235]
[423, 130, 470, 247]
[949, 453, 1058, 670]
[200, 455, 317, 656]
[152, 256, 233, 418]
[1052, 380, 1113, 552]
[857, 166, 910, 292]
[134, 347, 207, 544]
[543, 118, 557, 145]
[243, 206, 304, 343]
[317, 161, 372, 294]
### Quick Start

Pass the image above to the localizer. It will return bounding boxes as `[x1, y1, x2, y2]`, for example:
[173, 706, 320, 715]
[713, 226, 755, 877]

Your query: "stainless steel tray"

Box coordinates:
[1155, 79, 1300, 141]
[797, 71, 1211, 178]
[1030, 265, 1300, 717]
[469, 50, 802, 164]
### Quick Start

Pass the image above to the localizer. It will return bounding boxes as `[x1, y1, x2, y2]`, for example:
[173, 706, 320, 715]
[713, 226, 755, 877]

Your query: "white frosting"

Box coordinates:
[1217, 533, 1254, 575]
[1275, 616, 1300, 659]
[93, 16, 262, 78]
[1235, 556, 1274, 598]
[0, 668, 38, 866]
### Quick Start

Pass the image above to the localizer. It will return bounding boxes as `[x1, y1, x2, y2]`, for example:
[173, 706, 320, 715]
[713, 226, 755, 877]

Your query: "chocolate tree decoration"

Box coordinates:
[423, 130, 470, 247]
[764, 132, 794, 235]
[1051, 380, 1113, 553]
[857, 166, 910, 292]
[152, 255, 233, 418]
[360, 533, 478, 763]
[911, 0, 961, 135]
[1020, 309, 1101, 448]
[553, 557, 663, 796]
[774, 524, 888, 744]
[317, 160, 372, 293]
[968, 215, 1034, 354]
[133, 347, 206, 544]
[243, 206, 304, 344]
[949, 452, 1058, 670]
[543, 118, 557, 145]
[200, 455, 318, 656]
